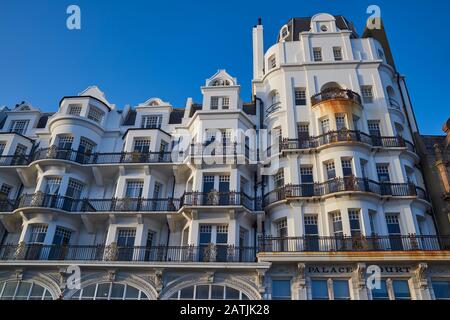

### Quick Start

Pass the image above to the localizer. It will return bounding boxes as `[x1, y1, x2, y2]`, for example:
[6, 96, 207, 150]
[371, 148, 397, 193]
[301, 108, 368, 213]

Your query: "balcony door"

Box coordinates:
[117, 229, 136, 261]
[198, 225, 228, 262]
[49, 226, 72, 260]
[368, 121, 382, 146]
[377, 164, 391, 195]
[43, 177, 62, 208]
[304, 216, 319, 251]
[76, 137, 96, 164]
[63, 178, 84, 211]
[300, 166, 314, 197]
[26, 225, 48, 260]
[386, 214, 403, 251]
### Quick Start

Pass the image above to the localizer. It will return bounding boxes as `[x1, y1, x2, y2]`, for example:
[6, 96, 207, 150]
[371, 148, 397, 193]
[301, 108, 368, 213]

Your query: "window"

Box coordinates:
[276, 219, 288, 237]
[348, 209, 361, 237]
[378, 49, 385, 60]
[0, 184, 12, 198]
[333, 280, 350, 300]
[0, 142, 6, 155]
[368, 120, 381, 136]
[361, 86, 374, 103]
[392, 280, 411, 300]
[53, 226, 72, 246]
[117, 228, 136, 247]
[210, 97, 219, 110]
[153, 182, 162, 198]
[222, 97, 230, 109]
[0, 281, 53, 300]
[331, 211, 343, 237]
[268, 55, 276, 70]
[353, 115, 360, 131]
[294, 88, 307, 105]
[71, 283, 148, 300]
[78, 137, 96, 154]
[68, 104, 82, 116]
[45, 177, 62, 195]
[341, 159, 353, 177]
[87, 105, 105, 123]
[311, 280, 328, 300]
[335, 114, 346, 131]
[325, 161, 336, 180]
[169, 284, 249, 300]
[57, 135, 74, 150]
[300, 166, 314, 183]
[320, 117, 330, 134]
[29, 225, 48, 244]
[141, 115, 162, 129]
[376, 164, 390, 182]
[304, 215, 319, 250]
[9, 120, 29, 135]
[272, 280, 291, 300]
[199, 225, 228, 262]
[274, 170, 285, 189]
[133, 138, 151, 153]
[66, 178, 84, 199]
[14, 144, 27, 156]
[386, 213, 403, 250]
[369, 210, 378, 235]
[333, 47, 343, 61]
[432, 281, 450, 300]
[371, 280, 389, 300]
[313, 48, 322, 62]
[125, 180, 144, 198]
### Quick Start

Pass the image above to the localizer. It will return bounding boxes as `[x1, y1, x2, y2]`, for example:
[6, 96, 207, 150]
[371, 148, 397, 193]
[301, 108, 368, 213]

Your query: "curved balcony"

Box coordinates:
[0, 244, 257, 263]
[0, 148, 173, 167]
[258, 235, 450, 253]
[263, 178, 428, 207]
[281, 130, 415, 153]
[182, 191, 262, 211]
[12, 193, 181, 213]
[311, 88, 362, 108]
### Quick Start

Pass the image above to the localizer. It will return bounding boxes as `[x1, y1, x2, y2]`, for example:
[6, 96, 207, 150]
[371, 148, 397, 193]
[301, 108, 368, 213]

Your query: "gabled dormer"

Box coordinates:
[3, 102, 42, 136]
[201, 70, 241, 111]
[134, 97, 173, 130]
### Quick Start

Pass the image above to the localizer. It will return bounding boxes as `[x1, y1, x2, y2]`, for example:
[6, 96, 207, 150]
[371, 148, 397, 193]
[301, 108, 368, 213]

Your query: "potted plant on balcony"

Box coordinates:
[131, 151, 142, 163]
[207, 190, 219, 205]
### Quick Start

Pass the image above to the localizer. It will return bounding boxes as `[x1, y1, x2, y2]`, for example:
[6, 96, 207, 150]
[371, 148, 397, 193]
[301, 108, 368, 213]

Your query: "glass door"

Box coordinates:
[117, 229, 136, 261]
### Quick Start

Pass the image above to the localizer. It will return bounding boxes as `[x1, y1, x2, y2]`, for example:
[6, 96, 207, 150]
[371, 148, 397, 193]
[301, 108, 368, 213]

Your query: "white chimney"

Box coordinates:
[252, 18, 264, 80]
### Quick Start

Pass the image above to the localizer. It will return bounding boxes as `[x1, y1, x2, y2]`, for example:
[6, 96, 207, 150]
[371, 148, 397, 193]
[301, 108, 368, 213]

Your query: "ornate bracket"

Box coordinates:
[415, 263, 429, 289]
[294, 263, 306, 289]
[353, 263, 367, 289]
[256, 269, 266, 294]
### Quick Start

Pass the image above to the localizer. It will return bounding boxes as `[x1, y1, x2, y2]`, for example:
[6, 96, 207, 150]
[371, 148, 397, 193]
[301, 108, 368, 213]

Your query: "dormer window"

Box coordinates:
[141, 115, 162, 129]
[87, 105, 105, 123]
[268, 55, 276, 70]
[9, 120, 29, 135]
[68, 104, 82, 116]
[210, 97, 230, 110]
[211, 79, 231, 87]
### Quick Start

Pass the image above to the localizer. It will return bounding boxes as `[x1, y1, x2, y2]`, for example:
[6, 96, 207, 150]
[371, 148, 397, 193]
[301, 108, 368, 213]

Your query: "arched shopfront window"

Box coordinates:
[0, 281, 53, 300]
[70, 282, 149, 300]
[168, 284, 250, 300]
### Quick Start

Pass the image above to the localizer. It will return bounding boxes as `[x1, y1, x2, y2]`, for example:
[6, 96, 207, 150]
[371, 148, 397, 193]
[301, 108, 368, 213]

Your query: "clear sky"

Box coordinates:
[0, 0, 449, 134]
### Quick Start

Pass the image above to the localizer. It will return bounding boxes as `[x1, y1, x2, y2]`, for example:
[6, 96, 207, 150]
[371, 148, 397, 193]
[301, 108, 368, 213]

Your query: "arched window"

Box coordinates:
[71, 282, 149, 300]
[168, 284, 250, 300]
[0, 281, 53, 300]
[211, 79, 231, 87]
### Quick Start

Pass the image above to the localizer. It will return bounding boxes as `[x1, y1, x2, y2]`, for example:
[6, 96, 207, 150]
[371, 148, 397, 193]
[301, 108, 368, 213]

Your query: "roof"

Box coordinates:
[243, 102, 256, 115]
[189, 104, 203, 117]
[169, 109, 184, 124]
[278, 16, 358, 42]
[122, 109, 136, 126]
[36, 113, 54, 128]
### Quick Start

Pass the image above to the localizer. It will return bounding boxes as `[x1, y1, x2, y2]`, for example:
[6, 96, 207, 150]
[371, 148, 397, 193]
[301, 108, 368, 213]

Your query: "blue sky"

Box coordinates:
[0, 0, 448, 134]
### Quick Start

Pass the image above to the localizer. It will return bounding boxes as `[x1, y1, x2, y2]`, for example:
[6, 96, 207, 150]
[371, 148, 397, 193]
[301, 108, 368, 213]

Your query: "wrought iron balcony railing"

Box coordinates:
[182, 191, 262, 211]
[0, 155, 30, 166]
[258, 235, 450, 253]
[15, 193, 181, 212]
[281, 130, 415, 153]
[32, 148, 173, 165]
[311, 88, 362, 107]
[263, 178, 428, 207]
[0, 244, 257, 263]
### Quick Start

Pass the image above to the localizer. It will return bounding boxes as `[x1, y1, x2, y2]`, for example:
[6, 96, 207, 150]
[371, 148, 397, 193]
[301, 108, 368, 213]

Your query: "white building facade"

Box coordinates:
[0, 13, 449, 300]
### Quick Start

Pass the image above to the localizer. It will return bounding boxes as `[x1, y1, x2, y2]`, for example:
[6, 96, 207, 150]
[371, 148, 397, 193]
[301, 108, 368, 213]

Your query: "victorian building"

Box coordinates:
[0, 13, 449, 301]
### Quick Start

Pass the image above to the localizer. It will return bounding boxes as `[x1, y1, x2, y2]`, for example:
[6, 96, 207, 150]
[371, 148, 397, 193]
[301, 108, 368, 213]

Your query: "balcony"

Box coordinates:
[263, 178, 428, 207]
[0, 244, 257, 263]
[258, 235, 450, 253]
[11, 193, 181, 213]
[311, 88, 362, 108]
[0, 147, 173, 167]
[182, 191, 262, 211]
[281, 130, 415, 153]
